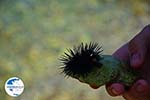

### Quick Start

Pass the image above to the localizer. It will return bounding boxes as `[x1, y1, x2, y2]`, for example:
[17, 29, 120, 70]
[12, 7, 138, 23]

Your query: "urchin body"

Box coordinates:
[60, 43, 138, 88]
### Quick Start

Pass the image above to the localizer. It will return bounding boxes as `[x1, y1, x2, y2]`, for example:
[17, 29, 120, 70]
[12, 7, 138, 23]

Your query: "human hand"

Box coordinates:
[106, 25, 150, 100]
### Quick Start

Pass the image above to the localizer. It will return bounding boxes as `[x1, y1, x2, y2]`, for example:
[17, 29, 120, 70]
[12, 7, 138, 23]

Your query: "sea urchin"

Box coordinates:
[60, 42, 103, 77]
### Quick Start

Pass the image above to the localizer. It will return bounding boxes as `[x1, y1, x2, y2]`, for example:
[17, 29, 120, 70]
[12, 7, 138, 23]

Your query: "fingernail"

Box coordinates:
[131, 54, 141, 68]
[111, 87, 123, 95]
[110, 84, 124, 95]
[111, 88, 119, 95]
[136, 81, 148, 93]
[136, 84, 146, 92]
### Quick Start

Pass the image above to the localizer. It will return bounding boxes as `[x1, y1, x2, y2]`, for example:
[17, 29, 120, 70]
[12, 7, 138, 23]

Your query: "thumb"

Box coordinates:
[128, 33, 147, 68]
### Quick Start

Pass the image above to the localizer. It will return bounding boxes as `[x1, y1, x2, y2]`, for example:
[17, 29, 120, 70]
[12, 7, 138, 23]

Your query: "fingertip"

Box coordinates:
[133, 80, 149, 93]
[111, 83, 125, 95]
[106, 83, 125, 96]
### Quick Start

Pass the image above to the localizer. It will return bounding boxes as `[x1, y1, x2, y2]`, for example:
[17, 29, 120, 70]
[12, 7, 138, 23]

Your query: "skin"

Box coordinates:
[62, 24, 150, 100]
[105, 24, 150, 100]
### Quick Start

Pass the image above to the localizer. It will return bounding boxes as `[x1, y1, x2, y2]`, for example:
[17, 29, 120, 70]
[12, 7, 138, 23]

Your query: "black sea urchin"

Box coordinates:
[60, 42, 103, 77]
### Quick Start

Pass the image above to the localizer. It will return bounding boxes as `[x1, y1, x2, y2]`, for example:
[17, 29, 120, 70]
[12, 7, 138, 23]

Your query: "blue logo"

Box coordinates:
[5, 77, 24, 97]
